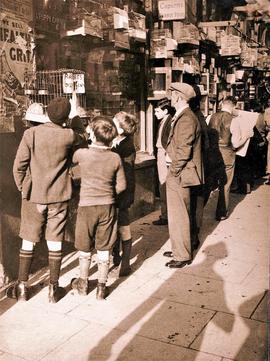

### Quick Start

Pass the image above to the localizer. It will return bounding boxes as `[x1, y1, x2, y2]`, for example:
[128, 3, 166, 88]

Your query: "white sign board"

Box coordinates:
[158, 0, 185, 21]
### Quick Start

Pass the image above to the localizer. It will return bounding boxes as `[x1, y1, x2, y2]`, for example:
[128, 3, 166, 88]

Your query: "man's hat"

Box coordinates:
[168, 82, 196, 101]
[24, 103, 50, 123]
[47, 97, 71, 125]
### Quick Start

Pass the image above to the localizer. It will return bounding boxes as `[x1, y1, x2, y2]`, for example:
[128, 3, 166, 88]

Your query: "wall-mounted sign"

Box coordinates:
[158, 0, 185, 21]
[33, 0, 65, 35]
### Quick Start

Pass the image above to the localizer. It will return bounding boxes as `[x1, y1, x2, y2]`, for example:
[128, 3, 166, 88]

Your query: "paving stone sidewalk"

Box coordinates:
[0, 182, 269, 361]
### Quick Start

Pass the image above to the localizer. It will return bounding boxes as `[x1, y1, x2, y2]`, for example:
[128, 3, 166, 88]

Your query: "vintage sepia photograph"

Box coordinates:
[0, 0, 269, 360]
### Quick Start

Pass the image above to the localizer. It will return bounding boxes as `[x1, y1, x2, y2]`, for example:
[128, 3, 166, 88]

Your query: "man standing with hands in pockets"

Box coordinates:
[164, 83, 203, 268]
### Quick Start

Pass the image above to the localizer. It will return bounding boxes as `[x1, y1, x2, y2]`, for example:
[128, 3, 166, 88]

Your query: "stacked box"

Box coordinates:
[173, 22, 199, 44]
[104, 29, 130, 49]
[65, 14, 103, 38]
[128, 11, 147, 42]
[150, 38, 177, 58]
[129, 12, 146, 30]
[104, 7, 129, 30]
[151, 28, 172, 40]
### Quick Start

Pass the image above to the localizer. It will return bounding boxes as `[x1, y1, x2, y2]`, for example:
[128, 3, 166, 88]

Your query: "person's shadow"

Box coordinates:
[87, 242, 236, 360]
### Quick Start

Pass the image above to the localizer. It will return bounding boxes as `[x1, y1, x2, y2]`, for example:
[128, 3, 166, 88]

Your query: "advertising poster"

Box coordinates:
[0, 11, 33, 132]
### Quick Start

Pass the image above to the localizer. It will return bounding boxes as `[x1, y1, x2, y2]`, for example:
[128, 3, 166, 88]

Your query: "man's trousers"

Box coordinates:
[166, 173, 192, 261]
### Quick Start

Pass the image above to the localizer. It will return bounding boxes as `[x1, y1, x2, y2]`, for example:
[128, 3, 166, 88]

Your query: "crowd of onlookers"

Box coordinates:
[7, 84, 270, 303]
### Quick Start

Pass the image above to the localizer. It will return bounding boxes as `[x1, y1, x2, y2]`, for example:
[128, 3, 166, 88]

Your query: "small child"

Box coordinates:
[71, 116, 126, 299]
[111, 111, 137, 276]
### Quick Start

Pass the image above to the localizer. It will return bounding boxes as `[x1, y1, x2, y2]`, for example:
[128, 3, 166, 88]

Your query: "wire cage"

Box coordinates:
[23, 69, 86, 110]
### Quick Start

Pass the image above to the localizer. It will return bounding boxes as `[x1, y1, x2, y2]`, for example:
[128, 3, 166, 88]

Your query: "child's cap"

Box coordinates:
[47, 97, 71, 125]
[156, 97, 171, 109]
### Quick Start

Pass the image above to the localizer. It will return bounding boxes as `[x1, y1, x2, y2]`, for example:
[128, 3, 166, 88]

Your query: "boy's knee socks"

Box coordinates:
[97, 261, 110, 284]
[79, 253, 91, 279]
[18, 249, 34, 282]
[48, 250, 62, 284]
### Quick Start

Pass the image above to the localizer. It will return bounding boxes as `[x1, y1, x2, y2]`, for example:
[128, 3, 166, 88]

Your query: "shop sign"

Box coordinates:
[220, 34, 241, 56]
[0, 0, 33, 23]
[158, 0, 185, 21]
[33, 0, 65, 35]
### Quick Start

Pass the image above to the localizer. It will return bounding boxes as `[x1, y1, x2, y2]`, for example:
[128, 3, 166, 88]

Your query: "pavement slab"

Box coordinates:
[41, 321, 222, 361]
[139, 271, 264, 317]
[251, 290, 269, 322]
[0, 353, 25, 361]
[191, 312, 268, 361]
[0, 302, 88, 360]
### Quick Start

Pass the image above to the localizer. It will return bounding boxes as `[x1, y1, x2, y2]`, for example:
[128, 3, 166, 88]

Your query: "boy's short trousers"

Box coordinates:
[118, 207, 130, 226]
[75, 204, 117, 252]
[19, 199, 68, 243]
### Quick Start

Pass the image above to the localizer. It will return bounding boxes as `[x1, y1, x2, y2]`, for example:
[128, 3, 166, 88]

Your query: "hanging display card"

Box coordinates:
[63, 73, 74, 94]
[75, 74, 85, 94]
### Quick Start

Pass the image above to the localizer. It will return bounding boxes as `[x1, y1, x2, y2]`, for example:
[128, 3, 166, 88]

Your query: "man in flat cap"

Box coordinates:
[12, 97, 87, 303]
[163, 82, 203, 268]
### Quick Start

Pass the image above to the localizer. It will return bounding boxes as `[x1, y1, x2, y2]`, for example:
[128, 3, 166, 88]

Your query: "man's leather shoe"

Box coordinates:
[165, 260, 192, 268]
[216, 215, 228, 221]
[191, 242, 200, 251]
[152, 218, 168, 226]
[163, 251, 173, 258]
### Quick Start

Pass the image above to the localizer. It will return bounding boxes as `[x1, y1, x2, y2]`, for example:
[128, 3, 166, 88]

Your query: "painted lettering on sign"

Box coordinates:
[158, 0, 185, 20]
[0, 15, 34, 85]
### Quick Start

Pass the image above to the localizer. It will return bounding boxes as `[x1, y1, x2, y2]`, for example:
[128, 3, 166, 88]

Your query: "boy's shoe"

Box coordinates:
[112, 253, 122, 267]
[48, 282, 65, 303]
[96, 283, 108, 300]
[119, 266, 131, 277]
[112, 239, 121, 266]
[119, 239, 132, 277]
[71, 277, 88, 296]
[11, 281, 29, 301]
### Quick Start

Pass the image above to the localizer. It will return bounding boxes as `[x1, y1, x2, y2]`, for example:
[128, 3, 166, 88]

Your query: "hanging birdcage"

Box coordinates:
[23, 68, 86, 110]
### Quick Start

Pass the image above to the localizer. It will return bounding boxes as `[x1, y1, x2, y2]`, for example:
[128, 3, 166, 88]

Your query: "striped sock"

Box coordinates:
[48, 250, 62, 285]
[18, 249, 34, 282]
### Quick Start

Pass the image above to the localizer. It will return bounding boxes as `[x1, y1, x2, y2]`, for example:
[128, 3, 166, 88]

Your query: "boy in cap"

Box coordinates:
[152, 98, 175, 226]
[111, 111, 137, 276]
[163, 83, 203, 268]
[71, 116, 126, 299]
[12, 97, 87, 303]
